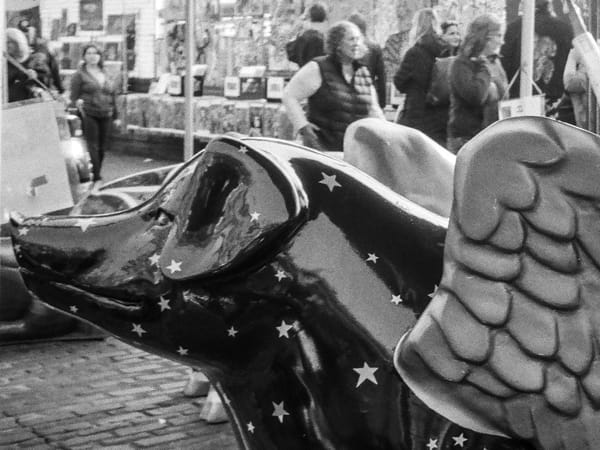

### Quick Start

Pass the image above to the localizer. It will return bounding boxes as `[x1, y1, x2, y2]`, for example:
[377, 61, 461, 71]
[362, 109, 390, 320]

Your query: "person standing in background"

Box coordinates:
[6, 28, 38, 103]
[563, 44, 595, 130]
[70, 44, 119, 186]
[447, 14, 507, 154]
[501, 0, 573, 104]
[283, 21, 385, 152]
[393, 8, 449, 146]
[288, 2, 328, 67]
[348, 12, 387, 108]
[440, 21, 461, 55]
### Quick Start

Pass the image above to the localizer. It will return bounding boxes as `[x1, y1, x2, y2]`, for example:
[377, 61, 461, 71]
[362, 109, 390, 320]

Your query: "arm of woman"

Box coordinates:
[450, 57, 492, 106]
[69, 71, 83, 107]
[369, 86, 386, 119]
[563, 49, 587, 94]
[393, 48, 418, 92]
[282, 61, 322, 134]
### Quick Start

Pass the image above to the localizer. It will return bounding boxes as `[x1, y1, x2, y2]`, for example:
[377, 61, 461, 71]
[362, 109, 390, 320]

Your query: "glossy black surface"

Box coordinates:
[10, 136, 531, 449]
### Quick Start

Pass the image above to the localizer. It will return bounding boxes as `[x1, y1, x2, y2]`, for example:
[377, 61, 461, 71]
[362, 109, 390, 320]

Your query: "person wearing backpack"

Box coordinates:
[286, 3, 328, 67]
[393, 8, 450, 146]
[447, 14, 507, 154]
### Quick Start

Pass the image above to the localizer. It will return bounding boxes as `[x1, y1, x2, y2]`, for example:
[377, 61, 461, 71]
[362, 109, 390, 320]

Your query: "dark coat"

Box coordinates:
[501, 10, 573, 102]
[69, 67, 118, 119]
[294, 29, 325, 67]
[360, 41, 386, 107]
[8, 61, 35, 102]
[307, 55, 374, 152]
[27, 41, 64, 93]
[393, 33, 448, 145]
[447, 55, 507, 142]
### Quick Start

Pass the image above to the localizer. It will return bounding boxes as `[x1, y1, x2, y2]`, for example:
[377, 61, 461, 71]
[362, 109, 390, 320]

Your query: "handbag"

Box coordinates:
[498, 70, 545, 120]
[426, 56, 456, 106]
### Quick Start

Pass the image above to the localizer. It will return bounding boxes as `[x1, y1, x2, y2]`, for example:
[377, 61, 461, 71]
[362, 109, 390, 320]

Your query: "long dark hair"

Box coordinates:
[81, 43, 104, 69]
[459, 14, 502, 58]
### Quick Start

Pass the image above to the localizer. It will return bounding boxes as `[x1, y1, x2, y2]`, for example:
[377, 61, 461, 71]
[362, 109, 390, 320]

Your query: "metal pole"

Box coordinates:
[1, 0, 7, 105]
[520, 0, 535, 97]
[184, 0, 195, 161]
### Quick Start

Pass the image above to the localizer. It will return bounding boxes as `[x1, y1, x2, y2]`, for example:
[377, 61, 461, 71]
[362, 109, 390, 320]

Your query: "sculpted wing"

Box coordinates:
[395, 117, 600, 449]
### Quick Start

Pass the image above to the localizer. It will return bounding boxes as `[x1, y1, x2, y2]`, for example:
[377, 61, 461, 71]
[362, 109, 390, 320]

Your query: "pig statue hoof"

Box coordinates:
[183, 370, 210, 398]
[199, 385, 229, 424]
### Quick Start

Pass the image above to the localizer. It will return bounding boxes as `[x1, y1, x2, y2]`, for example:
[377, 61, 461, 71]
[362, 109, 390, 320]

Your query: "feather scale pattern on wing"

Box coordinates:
[395, 117, 600, 449]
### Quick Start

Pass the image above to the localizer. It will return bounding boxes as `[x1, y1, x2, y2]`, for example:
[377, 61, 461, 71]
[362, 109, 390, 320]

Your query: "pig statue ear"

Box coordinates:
[160, 137, 308, 281]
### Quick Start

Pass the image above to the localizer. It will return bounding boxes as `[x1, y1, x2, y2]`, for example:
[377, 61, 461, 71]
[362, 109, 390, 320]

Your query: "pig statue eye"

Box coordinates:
[155, 209, 172, 226]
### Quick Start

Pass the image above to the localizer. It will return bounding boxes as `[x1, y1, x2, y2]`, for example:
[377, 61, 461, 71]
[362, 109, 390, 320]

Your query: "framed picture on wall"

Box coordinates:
[106, 14, 136, 35]
[104, 42, 120, 61]
[80, 0, 103, 31]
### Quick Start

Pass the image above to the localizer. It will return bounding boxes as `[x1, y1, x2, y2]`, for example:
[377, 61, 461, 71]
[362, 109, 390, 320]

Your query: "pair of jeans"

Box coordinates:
[81, 113, 112, 181]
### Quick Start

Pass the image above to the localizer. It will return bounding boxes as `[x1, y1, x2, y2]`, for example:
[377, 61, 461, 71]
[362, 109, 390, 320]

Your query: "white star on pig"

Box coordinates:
[426, 438, 438, 450]
[247, 422, 255, 433]
[148, 253, 160, 267]
[250, 211, 261, 222]
[75, 218, 95, 232]
[274, 269, 288, 281]
[353, 362, 378, 387]
[132, 323, 146, 337]
[366, 253, 379, 263]
[272, 401, 290, 423]
[158, 296, 171, 311]
[238, 146, 248, 154]
[166, 259, 182, 274]
[452, 433, 467, 448]
[177, 346, 188, 356]
[318, 172, 341, 192]
[391, 295, 403, 305]
[69, 305, 78, 313]
[276, 320, 293, 338]
[18, 227, 29, 236]
[227, 326, 238, 337]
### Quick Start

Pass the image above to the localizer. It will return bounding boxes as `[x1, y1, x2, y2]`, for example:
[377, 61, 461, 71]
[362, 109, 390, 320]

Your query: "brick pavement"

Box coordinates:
[0, 337, 238, 449]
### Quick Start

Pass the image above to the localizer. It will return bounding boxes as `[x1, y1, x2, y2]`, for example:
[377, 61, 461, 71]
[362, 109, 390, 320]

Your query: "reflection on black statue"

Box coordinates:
[10, 117, 600, 449]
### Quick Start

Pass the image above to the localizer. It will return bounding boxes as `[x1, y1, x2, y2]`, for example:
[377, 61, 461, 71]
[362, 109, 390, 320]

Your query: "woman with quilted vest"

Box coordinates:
[283, 21, 385, 152]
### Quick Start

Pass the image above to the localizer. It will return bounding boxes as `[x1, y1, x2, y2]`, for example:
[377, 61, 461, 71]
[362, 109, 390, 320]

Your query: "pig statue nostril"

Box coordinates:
[9, 211, 26, 228]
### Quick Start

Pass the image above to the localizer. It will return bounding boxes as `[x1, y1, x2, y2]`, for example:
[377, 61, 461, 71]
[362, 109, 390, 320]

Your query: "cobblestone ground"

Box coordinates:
[0, 337, 238, 449]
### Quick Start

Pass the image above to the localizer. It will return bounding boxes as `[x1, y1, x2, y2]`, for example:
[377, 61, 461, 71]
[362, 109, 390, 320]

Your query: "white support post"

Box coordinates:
[184, 0, 195, 162]
[520, 0, 535, 98]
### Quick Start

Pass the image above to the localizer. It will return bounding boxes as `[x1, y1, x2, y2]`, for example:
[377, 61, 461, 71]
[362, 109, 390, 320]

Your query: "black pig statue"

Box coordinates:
[10, 117, 599, 449]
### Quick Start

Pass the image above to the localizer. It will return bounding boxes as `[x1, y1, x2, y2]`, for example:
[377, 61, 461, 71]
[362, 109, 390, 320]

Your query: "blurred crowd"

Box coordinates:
[282, 0, 591, 154]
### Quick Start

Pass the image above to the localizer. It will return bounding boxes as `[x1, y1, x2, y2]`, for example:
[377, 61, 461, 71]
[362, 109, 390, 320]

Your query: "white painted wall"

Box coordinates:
[39, 0, 157, 78]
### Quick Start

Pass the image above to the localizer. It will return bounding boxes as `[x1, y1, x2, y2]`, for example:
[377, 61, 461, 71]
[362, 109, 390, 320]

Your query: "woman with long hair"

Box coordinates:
[282, 21, 384, 152]
[446, 14, 507, 154]
[69, 44, 119, 185]
[393, 8, 450, 146]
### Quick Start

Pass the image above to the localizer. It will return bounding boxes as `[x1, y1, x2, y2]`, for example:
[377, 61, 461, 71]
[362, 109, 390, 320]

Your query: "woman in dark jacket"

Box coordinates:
[70, 44, 119, 185]
[393, 8, 449, 146]
[447, 13, 507, 154]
